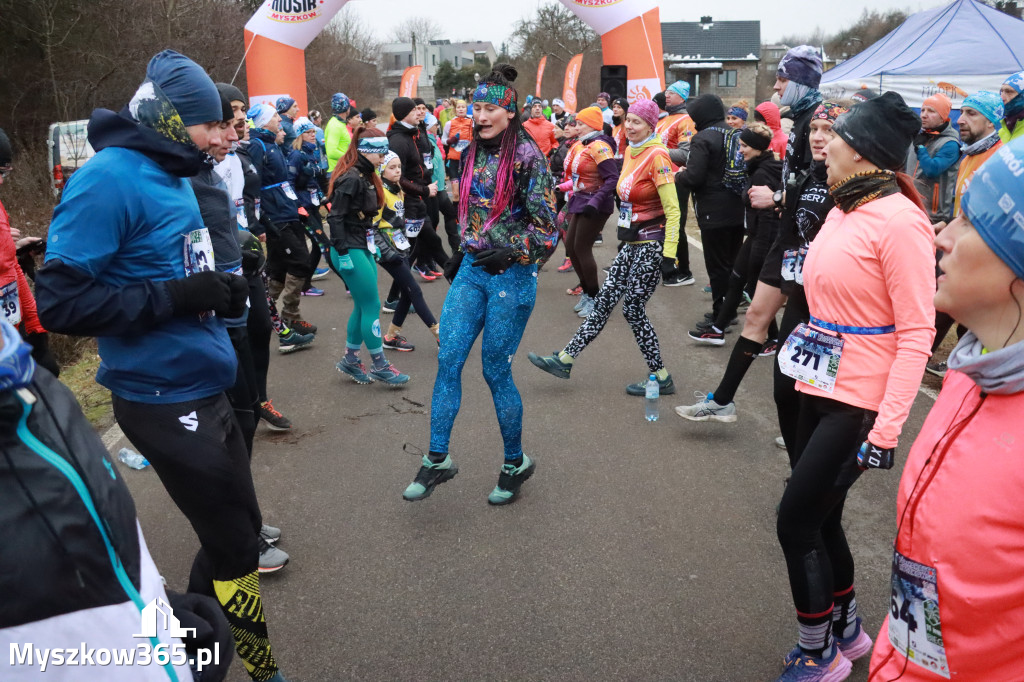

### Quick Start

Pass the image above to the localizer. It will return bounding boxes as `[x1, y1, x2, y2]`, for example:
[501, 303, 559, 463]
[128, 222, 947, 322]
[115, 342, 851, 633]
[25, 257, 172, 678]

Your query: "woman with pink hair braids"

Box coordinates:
[401, 63, 558, 506]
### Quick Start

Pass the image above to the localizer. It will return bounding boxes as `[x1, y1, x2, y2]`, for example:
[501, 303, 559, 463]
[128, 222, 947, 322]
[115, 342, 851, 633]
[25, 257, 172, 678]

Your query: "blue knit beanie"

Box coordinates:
[276, 96, 296, 114]
[145, 50, 221, 127]
[962, 91, 1004, 126]
[962, 137, 1024, 280]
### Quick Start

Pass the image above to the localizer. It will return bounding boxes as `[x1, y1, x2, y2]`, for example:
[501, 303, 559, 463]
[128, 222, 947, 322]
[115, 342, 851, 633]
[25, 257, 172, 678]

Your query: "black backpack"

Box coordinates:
[712, 127, 747, 195]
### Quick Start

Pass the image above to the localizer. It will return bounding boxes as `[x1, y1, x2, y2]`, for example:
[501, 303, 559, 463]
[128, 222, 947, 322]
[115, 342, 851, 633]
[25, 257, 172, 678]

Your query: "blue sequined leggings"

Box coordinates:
[430, 253, 538, 460]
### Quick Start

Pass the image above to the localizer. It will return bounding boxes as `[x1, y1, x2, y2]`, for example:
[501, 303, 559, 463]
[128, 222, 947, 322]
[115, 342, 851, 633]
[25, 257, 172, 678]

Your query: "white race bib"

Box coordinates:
[782, 249, 798, 282]
[391, 229, 411, 251]
[572, 173, 581, 193]
[405, 218, 424, 238]
[617, 201, 634, 229]
[454, 140, 470, 153]
[423, 153, 433, 171]
[310, 189, 321, 206]
[234, 198, 248, 229]
[778, 323, 843, 394]
[281, 181, 297, 201]
[184, 228, 215, 276]
[888, 549, 949, 678]
[795, 245, 809, 286]
[1, 280, 21, 326]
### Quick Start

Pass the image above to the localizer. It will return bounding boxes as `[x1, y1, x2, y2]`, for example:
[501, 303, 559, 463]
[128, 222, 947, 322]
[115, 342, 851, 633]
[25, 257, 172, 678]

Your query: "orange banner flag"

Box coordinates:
[400, 65, 423, 98]
[562, 54, 583, 113]
[536, 56, 547, 98]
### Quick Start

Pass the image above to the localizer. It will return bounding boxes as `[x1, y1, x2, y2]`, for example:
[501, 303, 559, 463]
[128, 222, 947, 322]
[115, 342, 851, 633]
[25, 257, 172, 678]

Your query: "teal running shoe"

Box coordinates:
[487, 455, 536, 505]
[528, 352, 572, 379]
[337, 359, 373, 384]
[369, 363, 410, 385]
[403, 455, 458, 501]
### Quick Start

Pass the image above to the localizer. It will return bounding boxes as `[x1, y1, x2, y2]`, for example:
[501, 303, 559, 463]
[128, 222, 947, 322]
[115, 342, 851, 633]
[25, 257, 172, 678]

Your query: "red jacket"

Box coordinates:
[756, 101, 788, 159]
[0, 199, 45, 334]
[868, 368, 1024, 680]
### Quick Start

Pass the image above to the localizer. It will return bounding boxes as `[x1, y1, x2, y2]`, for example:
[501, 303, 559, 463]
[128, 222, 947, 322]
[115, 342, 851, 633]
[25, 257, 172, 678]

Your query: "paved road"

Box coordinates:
[117, 234, 934, 681]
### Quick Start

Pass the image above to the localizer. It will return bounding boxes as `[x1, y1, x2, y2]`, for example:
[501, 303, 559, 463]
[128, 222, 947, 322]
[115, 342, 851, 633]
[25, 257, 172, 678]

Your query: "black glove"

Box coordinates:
[444, 250, 465, 282]
[237, 229, 265, 276]
[165, 271, 248, 318]
[659, 256, 677, 278]
[582, 203, 598, 216]
[390, 215, 406, 233]
[857, 441, 895, 470]
[471, 247, 519, 275]
[166, 590, 234, 682]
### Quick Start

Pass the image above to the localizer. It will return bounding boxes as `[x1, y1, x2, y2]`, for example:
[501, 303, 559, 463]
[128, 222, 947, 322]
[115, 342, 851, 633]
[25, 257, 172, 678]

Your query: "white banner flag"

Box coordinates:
[244, 0, 352, 50]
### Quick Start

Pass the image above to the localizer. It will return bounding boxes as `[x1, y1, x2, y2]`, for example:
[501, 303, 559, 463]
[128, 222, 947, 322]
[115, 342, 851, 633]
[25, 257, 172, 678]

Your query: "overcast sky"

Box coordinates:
[344, 0, 943, 48]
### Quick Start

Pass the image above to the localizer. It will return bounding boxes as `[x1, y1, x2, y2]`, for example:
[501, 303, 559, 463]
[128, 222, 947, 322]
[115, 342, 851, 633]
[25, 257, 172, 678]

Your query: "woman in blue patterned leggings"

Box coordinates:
[402, 63, 557, 506]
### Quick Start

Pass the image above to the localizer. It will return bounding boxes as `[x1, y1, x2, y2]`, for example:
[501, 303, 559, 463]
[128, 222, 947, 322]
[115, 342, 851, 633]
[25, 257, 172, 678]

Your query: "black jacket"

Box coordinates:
[743, 152, 783, 239]
[676, 94, 744, 229]
[327, 155, 382, 252]
[386, 122, 431, 218]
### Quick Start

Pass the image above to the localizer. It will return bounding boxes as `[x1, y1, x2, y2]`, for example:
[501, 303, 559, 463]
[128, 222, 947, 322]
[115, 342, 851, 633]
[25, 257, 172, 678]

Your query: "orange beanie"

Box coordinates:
[575, 106, 604, 131]
[923, 93, 952, 120]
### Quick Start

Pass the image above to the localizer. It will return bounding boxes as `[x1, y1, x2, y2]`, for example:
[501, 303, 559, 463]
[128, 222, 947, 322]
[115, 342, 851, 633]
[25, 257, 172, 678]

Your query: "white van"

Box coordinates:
[47, 120, 95, 199]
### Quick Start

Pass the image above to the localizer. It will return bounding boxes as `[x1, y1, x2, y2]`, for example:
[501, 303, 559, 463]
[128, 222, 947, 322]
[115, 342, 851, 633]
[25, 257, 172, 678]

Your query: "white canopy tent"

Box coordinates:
[821, 0, 1024, 110]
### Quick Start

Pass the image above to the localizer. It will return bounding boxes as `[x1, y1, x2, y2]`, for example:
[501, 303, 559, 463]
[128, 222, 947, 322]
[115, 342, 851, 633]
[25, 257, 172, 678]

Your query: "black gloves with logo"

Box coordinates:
[165, 270, 248, 318]
[237, 229, 265, 276]
[857, 441, 895, 470]
[471, 247, 519, 275]
[444, 250, 465, 283]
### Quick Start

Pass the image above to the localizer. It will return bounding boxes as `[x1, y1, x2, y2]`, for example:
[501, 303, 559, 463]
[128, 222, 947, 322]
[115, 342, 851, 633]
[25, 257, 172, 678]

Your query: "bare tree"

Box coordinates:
[509, 2, 601, 106]
[391, 16, 442, 44]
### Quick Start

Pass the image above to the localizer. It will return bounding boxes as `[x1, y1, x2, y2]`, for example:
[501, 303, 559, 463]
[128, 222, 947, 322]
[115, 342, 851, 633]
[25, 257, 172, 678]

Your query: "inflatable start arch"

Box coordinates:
[243, 0, 665, 111]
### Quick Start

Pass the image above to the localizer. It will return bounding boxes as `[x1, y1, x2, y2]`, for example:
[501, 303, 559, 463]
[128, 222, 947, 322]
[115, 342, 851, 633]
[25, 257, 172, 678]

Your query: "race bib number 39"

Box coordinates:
[778, 323, 843, 393]
[1, 280, 21, 326]
[889, 549, 949, 678]
[617, 201, 633, 229]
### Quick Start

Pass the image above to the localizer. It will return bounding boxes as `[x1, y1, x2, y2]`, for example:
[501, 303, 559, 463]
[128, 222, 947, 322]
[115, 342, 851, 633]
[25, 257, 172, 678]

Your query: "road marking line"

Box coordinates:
[102, 423, 124, 451]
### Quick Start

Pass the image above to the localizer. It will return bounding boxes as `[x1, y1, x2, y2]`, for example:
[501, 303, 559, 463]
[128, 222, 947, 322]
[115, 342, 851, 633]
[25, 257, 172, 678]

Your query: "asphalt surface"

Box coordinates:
[117, 230, 936, 682]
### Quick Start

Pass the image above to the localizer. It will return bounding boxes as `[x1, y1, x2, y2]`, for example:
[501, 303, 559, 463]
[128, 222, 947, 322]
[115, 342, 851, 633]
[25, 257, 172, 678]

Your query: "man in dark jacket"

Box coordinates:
[676, 93, 745, 320]
[34, 50, 286, 682]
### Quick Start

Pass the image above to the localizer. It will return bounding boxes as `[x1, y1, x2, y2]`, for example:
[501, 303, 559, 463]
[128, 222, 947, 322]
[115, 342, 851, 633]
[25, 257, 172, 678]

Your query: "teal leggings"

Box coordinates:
[332, 248, 383, 352]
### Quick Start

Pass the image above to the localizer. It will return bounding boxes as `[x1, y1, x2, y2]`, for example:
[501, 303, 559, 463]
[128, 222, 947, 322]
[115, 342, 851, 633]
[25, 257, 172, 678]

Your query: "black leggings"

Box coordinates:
[380, 257, 438, 328]
[714, 225, 779, 333]
[777, 394, 875, 616]
[411, 216, 450, 271]
[427, 191, 460, 253]
[225, 326, 259, 456]
[246, 273, 272, 404]
[675, 183, 691, 274]
[567, 211, 609, 297]
[700, 225, 744, 315]
[775, 286, 810, 458]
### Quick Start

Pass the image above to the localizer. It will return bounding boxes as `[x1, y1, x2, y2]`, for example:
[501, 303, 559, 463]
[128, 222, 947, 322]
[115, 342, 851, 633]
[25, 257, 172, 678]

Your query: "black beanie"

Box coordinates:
[215, 82, 246, 105]
[218, 91, 233, 122]
[740, 127, 771, 152]
[653, 91, 666, 111]
[413, 97, 426, 107]
[831, 91, 920, 171]
[0, 128, 11, 166]
[361, 107, 376, 122]
[392, 97, 416, 122]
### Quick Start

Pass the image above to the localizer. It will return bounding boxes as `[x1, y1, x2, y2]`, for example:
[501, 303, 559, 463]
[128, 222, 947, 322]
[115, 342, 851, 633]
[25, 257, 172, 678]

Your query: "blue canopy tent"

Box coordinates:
[821, 0, 1024, 111]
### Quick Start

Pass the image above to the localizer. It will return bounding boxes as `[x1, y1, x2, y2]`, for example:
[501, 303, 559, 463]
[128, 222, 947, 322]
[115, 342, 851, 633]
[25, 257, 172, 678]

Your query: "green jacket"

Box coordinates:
[325, 115, 351, 172]
[999, 119, 1024, 145]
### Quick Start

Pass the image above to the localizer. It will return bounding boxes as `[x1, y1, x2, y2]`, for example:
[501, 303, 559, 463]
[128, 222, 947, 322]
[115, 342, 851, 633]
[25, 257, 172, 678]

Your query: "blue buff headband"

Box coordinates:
[357, 136, 389, 154]
[472, 83, 517, 112]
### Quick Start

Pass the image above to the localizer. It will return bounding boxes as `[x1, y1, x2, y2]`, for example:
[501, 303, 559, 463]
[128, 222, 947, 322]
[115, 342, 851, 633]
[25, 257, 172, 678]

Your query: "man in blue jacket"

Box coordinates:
[35, 50, 286, 682]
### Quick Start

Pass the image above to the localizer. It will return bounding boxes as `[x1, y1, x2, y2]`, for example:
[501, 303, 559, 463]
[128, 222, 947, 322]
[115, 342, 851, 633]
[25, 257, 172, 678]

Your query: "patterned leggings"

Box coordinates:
[563, 241, 665, 373]
[430, 253, 538, 459]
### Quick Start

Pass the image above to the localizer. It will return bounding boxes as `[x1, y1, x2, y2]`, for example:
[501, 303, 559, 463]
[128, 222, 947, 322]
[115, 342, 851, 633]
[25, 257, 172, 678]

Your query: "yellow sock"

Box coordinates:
[429, 323, 440, 340]
[655, 368, 670, 381]
[558, 351, 574, 365]
[386, 323, 401, 338]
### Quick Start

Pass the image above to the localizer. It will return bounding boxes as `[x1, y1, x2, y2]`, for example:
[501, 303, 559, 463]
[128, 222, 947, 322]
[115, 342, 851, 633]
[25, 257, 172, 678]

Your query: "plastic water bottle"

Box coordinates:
[645, 374, 660, 422]
[117, 447, 149, 470]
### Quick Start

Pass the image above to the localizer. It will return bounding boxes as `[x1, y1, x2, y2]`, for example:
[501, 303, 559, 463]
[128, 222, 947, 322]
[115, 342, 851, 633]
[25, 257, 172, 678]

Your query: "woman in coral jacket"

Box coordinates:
[868, 137, 1024, 681]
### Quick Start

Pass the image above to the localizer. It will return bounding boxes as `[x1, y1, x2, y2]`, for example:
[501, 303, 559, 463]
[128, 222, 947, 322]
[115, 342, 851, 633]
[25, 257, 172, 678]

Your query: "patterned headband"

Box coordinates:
[472, 83, 517, 112]
[812, 101, 849, 122]
[357, 136, 389, 154]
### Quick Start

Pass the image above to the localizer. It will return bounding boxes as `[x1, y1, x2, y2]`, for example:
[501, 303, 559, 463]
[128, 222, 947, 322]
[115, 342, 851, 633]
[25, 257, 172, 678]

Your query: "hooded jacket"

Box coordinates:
[324, 115, 352, 171]
[247, 128, 300, 226]
[675, 94, 744, 229]
[868, 334, 1024, 681]
[742, 152, 783, 241]
[35, 104, 236, 404]
[287, 141, 324, 210]
[386, 122, 431, 219]
[0, 324, 229, 681]
[755, 101, 788, 159]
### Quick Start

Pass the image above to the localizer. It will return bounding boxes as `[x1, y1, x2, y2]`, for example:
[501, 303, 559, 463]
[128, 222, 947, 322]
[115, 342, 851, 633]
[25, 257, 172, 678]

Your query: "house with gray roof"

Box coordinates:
[662, 17, 761, 108]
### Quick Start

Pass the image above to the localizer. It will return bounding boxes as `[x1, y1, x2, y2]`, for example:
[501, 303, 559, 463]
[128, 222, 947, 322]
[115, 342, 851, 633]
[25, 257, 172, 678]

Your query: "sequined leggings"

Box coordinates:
[429, 253, 538, 460]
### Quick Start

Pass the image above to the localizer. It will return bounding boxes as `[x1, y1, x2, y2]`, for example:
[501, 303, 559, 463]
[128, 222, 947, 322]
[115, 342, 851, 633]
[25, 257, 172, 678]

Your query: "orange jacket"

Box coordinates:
[523, 117, 558, 156]
[445, 116, 474, 161]
[868, 367, 1024, 681]
[952, 140, 1001, 216]
[0, 199, 44, 334]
